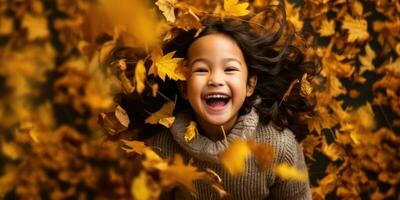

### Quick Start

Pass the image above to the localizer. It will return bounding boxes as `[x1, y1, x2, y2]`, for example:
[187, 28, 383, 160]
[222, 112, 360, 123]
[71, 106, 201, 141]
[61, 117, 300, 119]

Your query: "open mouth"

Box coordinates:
[204, 94, 231, 108]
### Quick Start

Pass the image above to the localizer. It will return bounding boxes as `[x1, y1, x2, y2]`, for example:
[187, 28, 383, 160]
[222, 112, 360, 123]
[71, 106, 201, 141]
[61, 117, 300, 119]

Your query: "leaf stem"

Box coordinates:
[220, 125, 228, 146]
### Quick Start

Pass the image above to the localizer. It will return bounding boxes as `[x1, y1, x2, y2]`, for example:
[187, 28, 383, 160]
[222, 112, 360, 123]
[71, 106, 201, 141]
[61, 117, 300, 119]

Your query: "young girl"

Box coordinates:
[113, 5, 316, 200]
[146, 12, 316, 200]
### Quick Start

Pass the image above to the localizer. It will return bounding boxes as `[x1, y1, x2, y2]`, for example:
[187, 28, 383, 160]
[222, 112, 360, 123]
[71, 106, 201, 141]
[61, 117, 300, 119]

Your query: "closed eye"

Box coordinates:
[225, 67, 239, 72]
[193, 68, 208, 73]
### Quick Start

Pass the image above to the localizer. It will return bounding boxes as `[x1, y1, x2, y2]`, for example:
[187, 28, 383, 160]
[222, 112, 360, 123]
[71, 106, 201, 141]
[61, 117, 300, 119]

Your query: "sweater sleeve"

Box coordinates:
[269, 129, 312, 200]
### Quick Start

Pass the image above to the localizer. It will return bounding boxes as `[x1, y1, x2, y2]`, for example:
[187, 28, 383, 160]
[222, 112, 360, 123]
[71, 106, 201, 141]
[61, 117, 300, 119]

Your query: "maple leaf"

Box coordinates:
[159, 155, 207, 195]
[218, 139, 251, 176]
[121, 139, 148, 155]
[318, 19, 335, 37]
[274, 163, 307, 182]
[342, 15, 369, 43]
[185, 121, 198, 142]
[98, 106, 130, 135]
[145, 101, 176, 128]
[223, 0, 250, 17]
[285, 1, 303, 31]
[358, 43, 376, 74]
[155, 0, 176, 23]
[135, 60, 146, 94]
[148, 50, 186, 81]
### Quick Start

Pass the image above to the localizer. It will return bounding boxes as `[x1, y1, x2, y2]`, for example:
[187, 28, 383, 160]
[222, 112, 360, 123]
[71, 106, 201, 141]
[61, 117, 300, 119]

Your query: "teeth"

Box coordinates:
[205, 94, 229, 99]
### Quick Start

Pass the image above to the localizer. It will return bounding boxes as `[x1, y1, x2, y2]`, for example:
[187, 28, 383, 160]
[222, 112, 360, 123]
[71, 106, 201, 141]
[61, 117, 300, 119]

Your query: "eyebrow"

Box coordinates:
[189, 58, 242, 66]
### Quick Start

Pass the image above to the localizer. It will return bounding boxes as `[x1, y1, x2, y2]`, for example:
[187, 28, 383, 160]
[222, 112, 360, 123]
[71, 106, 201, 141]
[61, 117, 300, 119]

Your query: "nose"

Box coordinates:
[207, 71, 224, 87]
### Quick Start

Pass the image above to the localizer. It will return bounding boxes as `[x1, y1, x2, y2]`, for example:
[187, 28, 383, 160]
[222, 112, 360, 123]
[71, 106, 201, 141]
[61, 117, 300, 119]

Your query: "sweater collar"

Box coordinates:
[169, 108, 259, 163]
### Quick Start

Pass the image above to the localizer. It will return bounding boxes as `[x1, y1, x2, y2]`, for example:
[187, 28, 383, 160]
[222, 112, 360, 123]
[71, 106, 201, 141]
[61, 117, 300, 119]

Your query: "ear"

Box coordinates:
[177, 81, 188, 99]
[246, 75, 257, 97]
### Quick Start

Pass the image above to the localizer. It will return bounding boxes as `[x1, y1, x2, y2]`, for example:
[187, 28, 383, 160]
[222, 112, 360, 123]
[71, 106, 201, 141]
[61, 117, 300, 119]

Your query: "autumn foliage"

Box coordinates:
[0, 0, 399, 199]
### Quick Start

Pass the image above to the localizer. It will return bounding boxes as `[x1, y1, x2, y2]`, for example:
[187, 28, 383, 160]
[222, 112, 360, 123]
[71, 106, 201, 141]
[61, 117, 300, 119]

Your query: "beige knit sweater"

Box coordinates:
[150, 107, 312, 200]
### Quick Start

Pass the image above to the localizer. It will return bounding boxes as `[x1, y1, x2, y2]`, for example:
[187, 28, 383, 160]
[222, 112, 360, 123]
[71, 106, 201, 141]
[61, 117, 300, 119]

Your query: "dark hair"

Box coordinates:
[110, 3, 317, 142]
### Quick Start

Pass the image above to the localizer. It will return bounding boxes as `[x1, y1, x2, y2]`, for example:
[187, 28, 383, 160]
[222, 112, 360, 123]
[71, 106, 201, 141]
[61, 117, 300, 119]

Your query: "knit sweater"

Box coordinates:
[150, 107, 312, 200]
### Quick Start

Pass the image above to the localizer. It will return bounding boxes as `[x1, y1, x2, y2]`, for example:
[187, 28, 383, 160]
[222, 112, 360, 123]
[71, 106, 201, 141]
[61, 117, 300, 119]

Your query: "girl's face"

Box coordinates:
[182, 33, 256, 129]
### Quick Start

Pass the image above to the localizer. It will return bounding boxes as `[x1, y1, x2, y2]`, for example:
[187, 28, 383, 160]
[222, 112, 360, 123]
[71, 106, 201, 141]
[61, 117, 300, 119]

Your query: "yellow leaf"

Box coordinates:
[274, 163, 307, 181]
[223, 0, 250, 17]
[285, 1, 303, 31]
[131, 171, 161, 200]
[358, 43, 376, 74]
[342, 15, 369, 43]
[155, 0, 176, 22]
[121, 139, 148, 155]
[300, 73, 313, 97]
[135, 60, 146, 94]
[148, 51, 185, 81]
[145, 101, 176, 128]
[185, 121, 198, 142]
[318, 19, 335, 37]
[21, 14, 49, 40]
[159, 155, 207, 195]
[218, 139, 251, 176]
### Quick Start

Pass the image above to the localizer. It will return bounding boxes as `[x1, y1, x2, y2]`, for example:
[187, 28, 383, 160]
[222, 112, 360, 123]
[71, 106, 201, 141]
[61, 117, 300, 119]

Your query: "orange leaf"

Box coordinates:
[247, 139, 275, 170]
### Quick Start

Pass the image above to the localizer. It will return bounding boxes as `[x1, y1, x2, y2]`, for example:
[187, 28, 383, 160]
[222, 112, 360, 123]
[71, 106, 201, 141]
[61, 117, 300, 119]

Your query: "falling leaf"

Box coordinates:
[300, 73, 313, 97]
[218, 139, 251, 176]
[135, 60, 146, 94]
[155, 0, 176, 22]
[131, 171, 160, 200]
[148, 51, 186, 81]
[98, 106, 130, 135]
[145, 101, 176, 128]
[247, 139, 274, 170]
[358, 43, 376, 74]
[274, 163, 307, 182]
[185, 121, 198, 142]
[318, 19, 335, 37]
[342, 15, 369, 42]
[223, 0, 250, 17]
[159, 155, 207, 195]
[121, 139, 149, 155]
